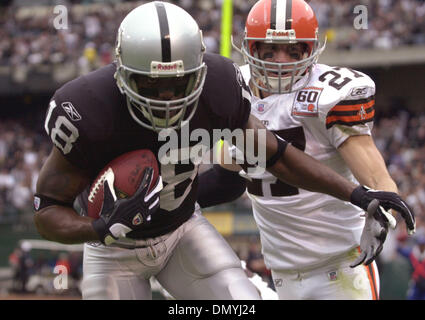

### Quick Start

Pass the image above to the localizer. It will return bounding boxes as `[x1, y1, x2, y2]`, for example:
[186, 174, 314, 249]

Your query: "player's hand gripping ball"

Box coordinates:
[88, 150, 162, 245]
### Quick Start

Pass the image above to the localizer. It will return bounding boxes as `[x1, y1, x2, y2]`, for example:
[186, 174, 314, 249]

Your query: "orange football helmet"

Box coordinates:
[237, 0, 325, 94]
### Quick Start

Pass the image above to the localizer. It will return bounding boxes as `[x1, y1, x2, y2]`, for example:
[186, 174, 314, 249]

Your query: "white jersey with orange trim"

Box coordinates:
[240, 63, 376, 271]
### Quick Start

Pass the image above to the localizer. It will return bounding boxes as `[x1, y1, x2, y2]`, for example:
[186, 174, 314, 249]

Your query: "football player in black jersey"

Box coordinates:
[33, 2, 415, 299]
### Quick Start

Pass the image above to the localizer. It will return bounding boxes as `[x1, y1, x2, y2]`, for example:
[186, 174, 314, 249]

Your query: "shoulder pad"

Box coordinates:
[308, 65, 376, 129]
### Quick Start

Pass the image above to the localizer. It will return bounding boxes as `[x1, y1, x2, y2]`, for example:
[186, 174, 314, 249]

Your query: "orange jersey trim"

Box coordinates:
[329, 99, 375, 113]
[326, 100, 375, 128]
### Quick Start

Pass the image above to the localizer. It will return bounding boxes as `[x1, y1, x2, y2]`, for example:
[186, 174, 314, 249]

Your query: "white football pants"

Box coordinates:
[271, 247, 380, 300]
[81, 209, 261, 300]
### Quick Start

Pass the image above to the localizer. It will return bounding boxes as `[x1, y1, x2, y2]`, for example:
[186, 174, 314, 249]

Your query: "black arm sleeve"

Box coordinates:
[197, 165, 247, 208]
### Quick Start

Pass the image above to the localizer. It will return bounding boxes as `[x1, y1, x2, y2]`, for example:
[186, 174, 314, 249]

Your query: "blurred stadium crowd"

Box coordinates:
[0, 119, 49, 224]
[0, 0, 425, 75]
[7, 243, 83, 295]
[0, 0, 424, 298]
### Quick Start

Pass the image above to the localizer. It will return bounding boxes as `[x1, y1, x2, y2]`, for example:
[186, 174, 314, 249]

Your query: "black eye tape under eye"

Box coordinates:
[290, 53, 301, 59]
[262, 52, 274, 59]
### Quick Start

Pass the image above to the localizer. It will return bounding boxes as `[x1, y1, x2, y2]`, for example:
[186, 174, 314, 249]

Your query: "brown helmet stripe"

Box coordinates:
[271, 0, 293, 30]
[285, 0, 292, 30]
[270, 0, 277, 30]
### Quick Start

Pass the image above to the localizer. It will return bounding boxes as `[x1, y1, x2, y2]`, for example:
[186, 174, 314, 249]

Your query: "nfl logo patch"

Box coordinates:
[328, 271, 338, 281]
[257, 103, 265, 113]
[34, 196, 41, 211]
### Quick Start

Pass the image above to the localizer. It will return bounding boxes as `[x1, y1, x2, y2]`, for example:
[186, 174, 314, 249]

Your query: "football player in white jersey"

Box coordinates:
[198, 0, 414, 300]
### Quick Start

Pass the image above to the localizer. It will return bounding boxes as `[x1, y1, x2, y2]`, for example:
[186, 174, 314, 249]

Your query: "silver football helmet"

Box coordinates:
[115, 1, 207, 132]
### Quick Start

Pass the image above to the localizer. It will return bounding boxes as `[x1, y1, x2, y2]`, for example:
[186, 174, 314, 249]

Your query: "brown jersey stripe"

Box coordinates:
[326, 117, 374, 129]
[326, 109, 374, 125]
[327, 101, 375, 115]
[328, 107, 375, 118]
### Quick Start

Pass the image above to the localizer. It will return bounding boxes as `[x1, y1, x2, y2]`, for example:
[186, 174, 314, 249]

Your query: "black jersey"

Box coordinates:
[43, 53, 251, 239]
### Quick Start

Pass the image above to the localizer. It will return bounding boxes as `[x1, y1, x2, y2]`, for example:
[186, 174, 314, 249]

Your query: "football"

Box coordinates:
[87, 149, 160, 219]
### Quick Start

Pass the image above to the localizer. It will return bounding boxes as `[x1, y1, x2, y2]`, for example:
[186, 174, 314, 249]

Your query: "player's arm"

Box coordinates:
[34, 147, 97, 244]
[198, 141, 246, 208]
[338, 135, 398, 193]
[197, 165, 246, 208]
[243, 114, 416, 233]
[244, 114, 356, 200]
[337, 135, 399, 232]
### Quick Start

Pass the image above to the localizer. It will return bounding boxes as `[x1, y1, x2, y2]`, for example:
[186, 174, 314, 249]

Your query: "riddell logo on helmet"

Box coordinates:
[266, 29, 296, 40]
[157, 63, 178, 70]
[151, 60, 184, 73]
[272, 31, 290, 37]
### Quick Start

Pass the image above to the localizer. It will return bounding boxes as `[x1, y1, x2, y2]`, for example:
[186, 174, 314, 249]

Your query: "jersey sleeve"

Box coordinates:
[44, 95, 88, 169]
[202, 54, 252, 131]
[43, 65, 119, 171]
[318, 68, 376, 148]
[44, 78, 102, 169]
